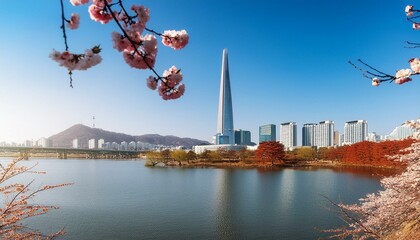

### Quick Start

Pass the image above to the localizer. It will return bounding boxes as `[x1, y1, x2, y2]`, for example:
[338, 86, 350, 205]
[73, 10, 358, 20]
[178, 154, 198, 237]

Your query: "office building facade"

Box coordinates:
[259, 124, 276, 143]
[302, 123, 316, 146]
[235, 129, 252, 145]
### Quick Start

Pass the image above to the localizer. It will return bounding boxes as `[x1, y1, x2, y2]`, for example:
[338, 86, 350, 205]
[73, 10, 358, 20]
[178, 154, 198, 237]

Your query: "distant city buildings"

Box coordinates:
[343, 120, 368, 145]
[37, 137, 52, 148]
[280, 122, 297, 150]
[259, 124, 276, 143]
[367, 132, 381, 142]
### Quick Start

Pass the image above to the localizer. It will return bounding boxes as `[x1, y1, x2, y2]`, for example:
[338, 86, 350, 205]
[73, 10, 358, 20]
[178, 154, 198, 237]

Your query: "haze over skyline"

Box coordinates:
[0, 0, 419, 144]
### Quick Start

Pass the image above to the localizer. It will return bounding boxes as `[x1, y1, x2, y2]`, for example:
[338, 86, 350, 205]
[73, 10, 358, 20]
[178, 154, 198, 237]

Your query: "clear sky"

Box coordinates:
[0, 0, 419, 144]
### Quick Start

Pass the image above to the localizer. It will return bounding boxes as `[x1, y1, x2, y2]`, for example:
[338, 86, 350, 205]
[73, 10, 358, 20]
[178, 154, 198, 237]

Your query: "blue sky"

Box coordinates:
[0, 0, 419, 144]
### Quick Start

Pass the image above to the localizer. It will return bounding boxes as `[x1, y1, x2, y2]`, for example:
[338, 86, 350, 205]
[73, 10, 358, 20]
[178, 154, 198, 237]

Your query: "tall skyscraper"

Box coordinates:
[343, 120, 368, 145]
[302, 123, 316, 146]
[216, 49, 235, 145]
[280, 122, 297, 150]
[259, 124, 276, 143]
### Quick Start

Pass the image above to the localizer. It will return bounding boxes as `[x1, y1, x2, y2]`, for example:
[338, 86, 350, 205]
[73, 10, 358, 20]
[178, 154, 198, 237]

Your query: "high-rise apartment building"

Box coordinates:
[388, 125, 417, 140]
[343, 120, 368, 145]
[280, 122, 297, 150]
[367, 132, 381, 142]
[314, 121, 335, 147]
[37, 137, 52, 148]
[259, 124, 276, 143]
[98, 139, 105, 149]
[88, 139, 96, 149]
[302, 123, 316, 146]
[235, 129, 252, 145]
[215, 49, 235, 145]
[72, 139, 79, 149]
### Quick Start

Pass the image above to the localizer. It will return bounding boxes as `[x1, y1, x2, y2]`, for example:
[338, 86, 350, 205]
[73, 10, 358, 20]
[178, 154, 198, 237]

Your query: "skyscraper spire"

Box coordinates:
[216, 48, 234, 145]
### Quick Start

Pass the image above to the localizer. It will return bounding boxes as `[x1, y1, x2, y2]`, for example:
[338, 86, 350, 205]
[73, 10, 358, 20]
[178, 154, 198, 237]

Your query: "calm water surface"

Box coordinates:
[2, 158, 397, 240]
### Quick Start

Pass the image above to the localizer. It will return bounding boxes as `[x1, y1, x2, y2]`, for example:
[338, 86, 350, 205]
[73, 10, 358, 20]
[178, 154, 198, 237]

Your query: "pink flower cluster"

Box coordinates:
[67, 13, 80, 30]
[395, 69, 412, 85]
[157, 66, 185, 100]
[162, 30, 189, 50]
[62, 0, 188, 99]
[49, 47, 102, 72]
[88, 0, 114, 24]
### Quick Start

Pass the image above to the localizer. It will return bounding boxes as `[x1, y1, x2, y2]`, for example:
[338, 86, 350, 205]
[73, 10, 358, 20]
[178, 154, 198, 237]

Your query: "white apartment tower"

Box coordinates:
[72, 139, 79, 148]
[98, 139, 105, 149]
[314, 121, 335, 147]
[344, 120, 368, 145]
[88, 138, 96, 149]
[280, 122, 297, 150]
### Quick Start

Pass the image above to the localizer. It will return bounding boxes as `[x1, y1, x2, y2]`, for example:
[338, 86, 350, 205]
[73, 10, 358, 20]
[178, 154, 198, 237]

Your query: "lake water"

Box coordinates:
[2, 158, 396, 239]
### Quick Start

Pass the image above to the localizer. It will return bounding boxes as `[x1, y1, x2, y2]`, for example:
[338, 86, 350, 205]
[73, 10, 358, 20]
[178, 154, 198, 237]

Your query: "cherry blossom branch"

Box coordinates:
[350, 59, 420, 86]
[321, 195, 381, 238]
[60, 0, 69, 51]
[103, 1, 164, 82]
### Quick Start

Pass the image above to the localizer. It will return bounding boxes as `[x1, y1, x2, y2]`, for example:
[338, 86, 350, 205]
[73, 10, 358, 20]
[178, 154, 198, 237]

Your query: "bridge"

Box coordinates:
[0, 146, 144, 160]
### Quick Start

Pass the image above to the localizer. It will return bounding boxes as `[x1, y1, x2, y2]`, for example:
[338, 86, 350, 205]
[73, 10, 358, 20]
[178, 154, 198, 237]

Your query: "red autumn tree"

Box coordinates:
[255, 141, 285, 166]
[323, 139, 414, 167]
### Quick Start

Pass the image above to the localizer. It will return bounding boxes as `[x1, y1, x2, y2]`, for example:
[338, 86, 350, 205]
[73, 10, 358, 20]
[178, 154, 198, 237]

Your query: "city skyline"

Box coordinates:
[0, 1, 419, 144]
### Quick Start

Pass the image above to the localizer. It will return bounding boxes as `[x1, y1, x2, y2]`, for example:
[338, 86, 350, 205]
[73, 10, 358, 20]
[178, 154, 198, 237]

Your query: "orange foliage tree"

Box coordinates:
[323, 139, 415, 166]
[255, 141, 285, 166]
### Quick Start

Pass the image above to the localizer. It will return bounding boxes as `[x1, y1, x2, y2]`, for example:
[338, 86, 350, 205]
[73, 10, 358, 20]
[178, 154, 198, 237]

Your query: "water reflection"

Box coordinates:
[0, 159, 391, 239]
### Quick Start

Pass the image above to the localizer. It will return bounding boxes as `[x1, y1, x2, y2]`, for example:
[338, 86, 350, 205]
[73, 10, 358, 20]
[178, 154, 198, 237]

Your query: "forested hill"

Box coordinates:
[48, 124, 209, 149]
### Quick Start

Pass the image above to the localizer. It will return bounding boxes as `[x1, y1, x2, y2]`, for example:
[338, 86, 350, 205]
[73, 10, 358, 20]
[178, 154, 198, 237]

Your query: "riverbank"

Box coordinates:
[145, 159, 406, 171]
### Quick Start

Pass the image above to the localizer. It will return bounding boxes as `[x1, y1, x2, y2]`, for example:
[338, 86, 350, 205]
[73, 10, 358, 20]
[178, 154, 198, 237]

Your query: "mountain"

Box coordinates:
[48, 124, 210, 149]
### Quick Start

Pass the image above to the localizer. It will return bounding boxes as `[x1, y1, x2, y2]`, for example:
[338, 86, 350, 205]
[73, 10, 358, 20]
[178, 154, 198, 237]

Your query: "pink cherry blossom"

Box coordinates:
[111, 32, 131, 52]
[409, 58, 420, 73]
[88, 4, 113, 24]
[123, 51, 155, 69]
[70, 0, 89, 6]
[130, 5, 150, 33]
[67, 13, 80, 30]
[146, 76, 157, 90]
[142, 34, 158, 56]
[395, 69, 412, 84]
[405, 5, 414, 16]
[163, 65, 183, 88]
[161, 30, 189, 50]
[49, 47, 102, 72]
[413, 22, 420, 30]
[371, 78, 380, 86]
